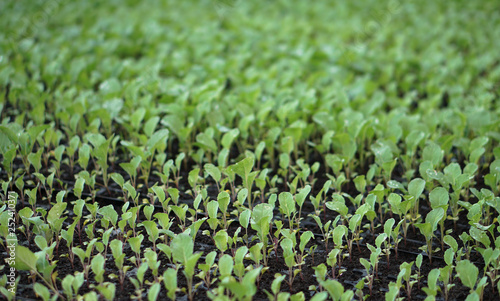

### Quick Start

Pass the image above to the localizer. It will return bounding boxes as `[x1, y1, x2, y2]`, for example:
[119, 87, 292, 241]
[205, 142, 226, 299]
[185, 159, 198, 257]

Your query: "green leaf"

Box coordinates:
[163, 268, 177, 300]
[148, 283, 161, 301]
[91, 254, 105, 283]
[98, 205, 118, 227]
[279, 192, 296, 217]
[408, 178, 425, 200]
[295, 185, 311, 207]
[34, 283, 51, 301]
[299, 231, 314, 253]
[14, 245, 37, 271]
[456, 260, 478, 290]
[429, 187, 449, 209]
[426, 208, 445, 232]
[204, 163, 221, 182]
[171, 232, 193, 264]
[217, 191, 230, 214]
[214, 230, 229, 252]
[221, 128, 240, 149]
[147, 129, 169, 152]
[232, 157, 254, 178]
[219, 254, 234, 279]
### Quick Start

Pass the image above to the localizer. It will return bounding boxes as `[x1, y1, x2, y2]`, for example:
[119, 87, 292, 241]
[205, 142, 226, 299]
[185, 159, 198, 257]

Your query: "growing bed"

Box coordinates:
[1, 0, 500, 300]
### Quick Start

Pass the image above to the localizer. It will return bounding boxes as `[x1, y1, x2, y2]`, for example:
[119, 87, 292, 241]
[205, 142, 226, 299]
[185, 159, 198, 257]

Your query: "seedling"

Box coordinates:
[171, 232, 203, 301]
[231, 157, 258, 208]
[251, 203, 273, 266]
[416, 207, 444, 264]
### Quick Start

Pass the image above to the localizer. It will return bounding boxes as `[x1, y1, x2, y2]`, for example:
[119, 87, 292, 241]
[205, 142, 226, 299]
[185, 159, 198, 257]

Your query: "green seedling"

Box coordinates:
[233, 245, 248, 280]
[14, 245, 64, 299]
[145, 249, 161, 283]
[91, 253, 105, 285]
[61, 273, 85, 301]
[120, 156, 141, 187]
[422, 269, 440, 300]
[309, 214, 333, 253]
[298, 231, 314, 271]
[217, 266, 262, 301]
[141, 221, 160, 252]
[214, 229, 229, 253]
[205, 163, 222, 192]
[295, 184, 311, 224]
[326, 249, 341, 279]
[197, 251, 217, 289]
[279, 192, 296, 230]
[407, 177, 426, 222]
[415, 254, 423, 289]
[251, 203, 273, 266]
[371, 140, 397, 184]
[281, 238, 298, 292]
[456, 259, 488, 299]
[218, 254, 234, 282]
[480, 247, 500, 294]
[416, 207, 444, 264]
[264, 273, 288, 301]
[429, 187, 449, 250]
[47, 200, 67, 253]
[217, 191, 230, 229]
[130, 262, 149, 299]
[321, 278, 353, 301]
[163, 268, 178, 301]
[231, 156, 258, 208]
[86, 133, 114, 191]
[109, 239, 129, 290]
[128, 234, 144, 267]
[399, 261, 416, 301]
[439, 265, 454, 301]
[61, 219, 78, 268]
[206, 200, 220, 235]
[239, 209, 251, 246]
[171, 232, 203, 301]
[383, 218, 395, 268]
[171, 204, 188, 231]
[255, 168, 269, 203]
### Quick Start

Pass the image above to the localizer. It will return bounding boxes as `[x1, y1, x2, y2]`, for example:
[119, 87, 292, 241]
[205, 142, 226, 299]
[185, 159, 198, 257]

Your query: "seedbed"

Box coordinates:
[2, 0, 500, 300]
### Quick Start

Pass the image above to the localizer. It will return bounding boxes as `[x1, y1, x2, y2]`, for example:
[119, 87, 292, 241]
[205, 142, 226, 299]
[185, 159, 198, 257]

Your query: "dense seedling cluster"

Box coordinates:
[1, 0, 500, 300]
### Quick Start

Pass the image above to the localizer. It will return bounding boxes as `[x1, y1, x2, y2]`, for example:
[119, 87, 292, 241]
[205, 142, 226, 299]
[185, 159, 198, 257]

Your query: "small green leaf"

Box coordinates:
[15, 245, 37, 271]
[456, 260, 478, 290]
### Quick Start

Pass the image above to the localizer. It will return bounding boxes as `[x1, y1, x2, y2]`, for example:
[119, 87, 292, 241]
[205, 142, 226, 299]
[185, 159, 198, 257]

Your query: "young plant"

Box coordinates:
[163, 268, 178, 301]
[250, 203, 273, 267]
[171, 232, 203, 301]
[281, 238, 298, 292]
[87, 133, 114, 192]
[309, 214, 333, 253]
[109, 239, 130, 290]
[279, 192, 296, 230]
[61, 273, 85, 301]
[264, 274, 288, 301]
[422, 269, 440, 300]
[429, 187, 450, 250]
[128, 234, 144, 267]
[415, 207, 444, 264]
[456, 259, 488, 299]
[130, 262, 149, 299]
[197, 251, 217, 289]
[14, 245, 64, 299]
[217, 191, 230, 230]
[231, 157, 258, 208]
[120, 156, 141, 188]
[398, 261, 416, 301]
